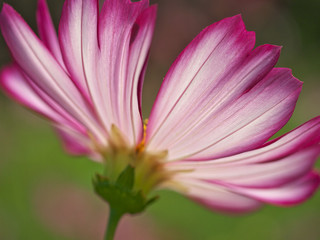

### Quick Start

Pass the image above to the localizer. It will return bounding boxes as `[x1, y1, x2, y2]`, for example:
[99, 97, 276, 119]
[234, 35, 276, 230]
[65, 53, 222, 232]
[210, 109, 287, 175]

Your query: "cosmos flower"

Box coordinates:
[1, 0, 319, 213]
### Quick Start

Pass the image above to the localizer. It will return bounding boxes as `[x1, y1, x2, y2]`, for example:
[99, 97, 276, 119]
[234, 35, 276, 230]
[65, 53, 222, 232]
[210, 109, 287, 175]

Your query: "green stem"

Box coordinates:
[104, 208, 124, 240]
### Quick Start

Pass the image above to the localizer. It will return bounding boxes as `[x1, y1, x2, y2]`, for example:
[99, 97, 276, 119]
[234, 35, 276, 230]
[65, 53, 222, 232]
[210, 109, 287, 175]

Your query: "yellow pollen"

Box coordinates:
[136, 118, 148, 153]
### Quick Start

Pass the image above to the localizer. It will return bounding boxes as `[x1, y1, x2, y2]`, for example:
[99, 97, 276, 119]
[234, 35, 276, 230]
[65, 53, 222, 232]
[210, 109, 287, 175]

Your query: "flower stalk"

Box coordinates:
[105, 208, 124, 240]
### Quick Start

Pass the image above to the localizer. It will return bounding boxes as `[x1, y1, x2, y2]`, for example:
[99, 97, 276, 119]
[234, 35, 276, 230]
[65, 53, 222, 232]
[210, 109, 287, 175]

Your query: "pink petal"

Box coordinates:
[167, 116, 320, 167]
[27, 78, 86, 133]
[55, 125, 93, 156]
[149, 65, 301, 161]
[0, 65, 64, 123]
[232, 171, 320, 206]
[181, 68, 301, 160]
[0, 4, 106, 144]
[122, 5, 157, 143]
[0, 65, 93, 155]
[95, 0, 151, 144]
[171, 146, 320, 188]
[147, 15, 255, 145]
[146, 15, 295, 160]
[172, 177, 261, 213]
[173, 171, 319, 212]
[165, 116, 320, 209]
[36, 0, 65, 67]
[59, 0, 98, 100]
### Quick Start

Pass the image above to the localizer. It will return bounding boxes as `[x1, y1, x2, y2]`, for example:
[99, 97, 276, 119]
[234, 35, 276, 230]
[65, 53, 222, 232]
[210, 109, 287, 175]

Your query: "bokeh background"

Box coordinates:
[0, 0, 320, 239]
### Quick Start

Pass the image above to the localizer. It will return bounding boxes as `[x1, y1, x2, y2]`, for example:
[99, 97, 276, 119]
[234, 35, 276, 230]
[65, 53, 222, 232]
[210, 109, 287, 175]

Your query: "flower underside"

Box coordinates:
[96, 121, 171, 196]
[93, 121, 176, 216]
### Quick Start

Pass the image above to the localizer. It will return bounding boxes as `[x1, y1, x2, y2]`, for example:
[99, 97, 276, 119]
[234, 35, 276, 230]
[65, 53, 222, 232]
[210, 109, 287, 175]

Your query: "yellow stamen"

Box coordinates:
[136, 118, 148, 153]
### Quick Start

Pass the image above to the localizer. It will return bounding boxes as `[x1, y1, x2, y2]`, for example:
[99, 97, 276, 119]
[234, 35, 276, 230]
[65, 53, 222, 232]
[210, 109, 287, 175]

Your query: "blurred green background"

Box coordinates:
[0, 0, 320, 239]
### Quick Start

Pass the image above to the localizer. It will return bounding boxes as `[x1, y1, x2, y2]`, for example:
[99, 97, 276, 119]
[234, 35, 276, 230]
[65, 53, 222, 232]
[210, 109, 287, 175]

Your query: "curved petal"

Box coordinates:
[232, 171, 320, 206]
[147, 15, 255, 146]
[146, 15, 296, 161]
[0, 65, 66, 124]
[0, 65, 92, 155]
[167, 116, 320, 188]
[123, 5, 157, 143]
[0, 4, 106, 144]
[167, 116, 320, 167]
[173, 171, 319, 213]
[151, 66, 301, 161]
[171, 177, 261, 213]
[171, 145, 320, 188]
[179, 68, 301, 161]
[59, 0, 99, 100]
[36, 0, 65, 67]
[95, 0, 151, 144]
[55, 124, 93, 156]
[166, 115, 320, 210]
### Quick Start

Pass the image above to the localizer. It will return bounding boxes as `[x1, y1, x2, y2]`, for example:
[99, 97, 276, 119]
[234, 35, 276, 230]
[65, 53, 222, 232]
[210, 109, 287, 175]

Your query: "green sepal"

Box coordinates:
[93, 165, 158, 215]
[116, 165, 134, 190]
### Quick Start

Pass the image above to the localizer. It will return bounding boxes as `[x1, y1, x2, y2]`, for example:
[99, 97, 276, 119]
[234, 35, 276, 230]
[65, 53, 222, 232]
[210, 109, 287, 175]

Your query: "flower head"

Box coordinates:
[1, 0, 320, 213]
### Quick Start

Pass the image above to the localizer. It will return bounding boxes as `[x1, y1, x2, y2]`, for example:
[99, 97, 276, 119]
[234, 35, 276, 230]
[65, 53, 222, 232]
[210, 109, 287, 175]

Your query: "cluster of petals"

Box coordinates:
[1, 0, 319, 213]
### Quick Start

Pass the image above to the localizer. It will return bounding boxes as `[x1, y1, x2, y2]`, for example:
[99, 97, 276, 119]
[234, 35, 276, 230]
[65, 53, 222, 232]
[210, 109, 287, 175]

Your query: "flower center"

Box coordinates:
[98, 123, 170, 196]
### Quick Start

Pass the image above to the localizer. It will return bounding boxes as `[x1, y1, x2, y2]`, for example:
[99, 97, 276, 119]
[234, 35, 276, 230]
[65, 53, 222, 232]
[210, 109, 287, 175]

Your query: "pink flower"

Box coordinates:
[1, 0, 319, 213]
